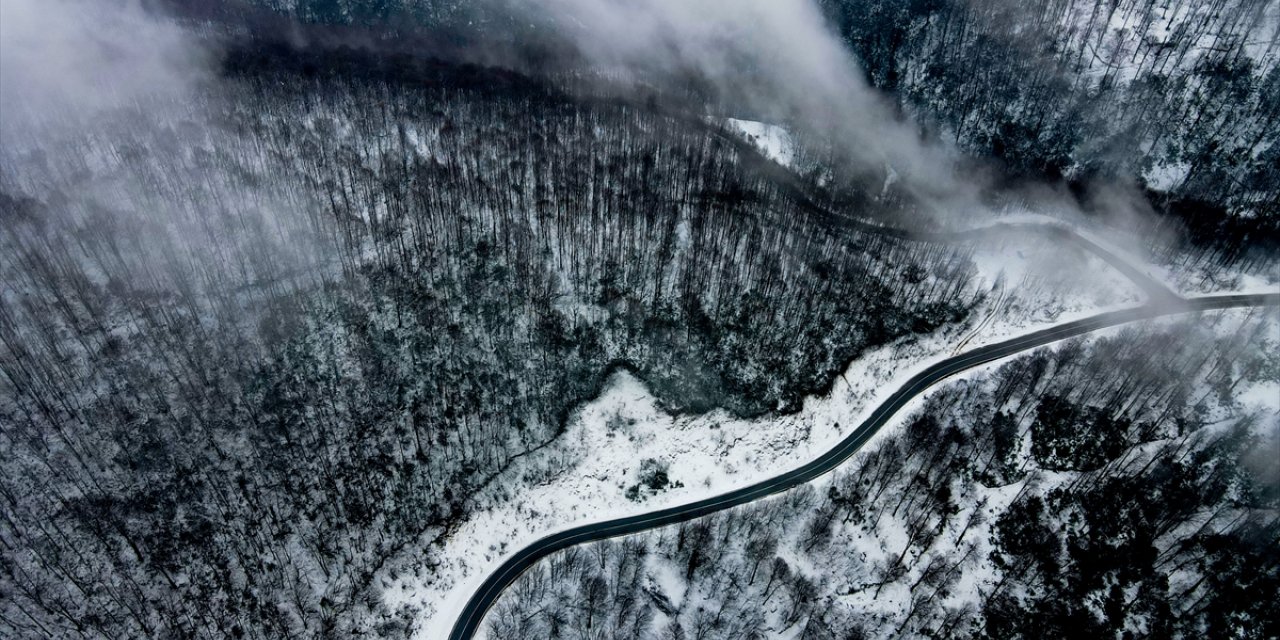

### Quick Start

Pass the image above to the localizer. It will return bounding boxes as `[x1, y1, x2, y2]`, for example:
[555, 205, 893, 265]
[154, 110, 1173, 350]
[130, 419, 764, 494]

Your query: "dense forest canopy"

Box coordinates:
[0, 1, 1276, 639]
[0, 22, 977, 639]
[164, 0, 1280, 257]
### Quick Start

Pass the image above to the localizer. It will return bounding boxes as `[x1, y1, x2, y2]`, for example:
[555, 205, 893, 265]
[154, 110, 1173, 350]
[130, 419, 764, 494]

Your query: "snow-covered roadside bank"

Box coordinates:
[1167, 258, 1280, 297]
[618, 306, 1278, 639]
[380, 223, 1159, 637]
[828, 307, 1279, 631]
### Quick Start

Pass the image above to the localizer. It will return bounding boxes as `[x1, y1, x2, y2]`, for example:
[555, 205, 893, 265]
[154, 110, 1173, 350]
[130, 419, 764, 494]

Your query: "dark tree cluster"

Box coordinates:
[488, 311, 1279, 639]
[818, 0, 1280, 266]
[0, 47, 978, 638]
[203, 0, 1280, 269]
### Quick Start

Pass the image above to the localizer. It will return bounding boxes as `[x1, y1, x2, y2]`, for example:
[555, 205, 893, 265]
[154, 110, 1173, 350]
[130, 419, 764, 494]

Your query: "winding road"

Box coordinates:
[442, 116, 1245, 639]
[696, 114, 1184, 304]
[447, 291, 1278, 640]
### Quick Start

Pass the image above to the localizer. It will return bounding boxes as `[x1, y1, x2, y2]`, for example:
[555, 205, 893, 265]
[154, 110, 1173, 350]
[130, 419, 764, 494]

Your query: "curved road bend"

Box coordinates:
[448, 292, 1278, 640]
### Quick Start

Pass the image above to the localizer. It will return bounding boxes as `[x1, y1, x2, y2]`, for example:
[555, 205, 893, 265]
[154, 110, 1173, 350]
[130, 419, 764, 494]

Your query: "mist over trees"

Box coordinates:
[172, 0, 1280, 265]
[1, 1, 1276, 639]
[0, 38, 979, 637]
[819, 0, 1280, 260]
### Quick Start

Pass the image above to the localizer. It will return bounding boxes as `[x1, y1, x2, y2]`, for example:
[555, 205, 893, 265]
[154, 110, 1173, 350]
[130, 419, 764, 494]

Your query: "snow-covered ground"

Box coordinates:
[840, 306, 1278, 629]
[1054, 0, 1278, 201]
[635, 305, 1277, 637]
[1168, 257, 1280, 297]
[725, 118, 796, 168]
[380, 215, 1196, 637]
[961, 210, 1279, 299]
[966, 222, 1144, 323]
[473, 304, 1278, 638]
[723, 115, 1275, 302]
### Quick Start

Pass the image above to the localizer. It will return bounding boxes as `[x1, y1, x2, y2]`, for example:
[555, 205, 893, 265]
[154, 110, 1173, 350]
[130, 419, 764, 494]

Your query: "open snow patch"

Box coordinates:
[725, 118, 795, 168]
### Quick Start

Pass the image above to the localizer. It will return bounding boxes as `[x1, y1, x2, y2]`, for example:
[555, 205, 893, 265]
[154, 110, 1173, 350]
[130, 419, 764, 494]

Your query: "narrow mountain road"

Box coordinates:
[691, 113, 1183, 303]
[447, 292, 1277, 640]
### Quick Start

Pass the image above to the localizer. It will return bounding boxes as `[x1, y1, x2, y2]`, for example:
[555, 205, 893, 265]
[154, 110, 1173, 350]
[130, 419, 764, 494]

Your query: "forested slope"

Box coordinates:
[488, 310, 1280, 639]
[0, 45, 977, 638]
[820, 0, 1280, 261]
[176, 0, 1280, 263]
[3, 2, 1275, 638]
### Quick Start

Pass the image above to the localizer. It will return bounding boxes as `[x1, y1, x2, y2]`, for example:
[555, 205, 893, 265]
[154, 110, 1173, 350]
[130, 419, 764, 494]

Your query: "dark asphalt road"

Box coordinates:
[448, 292, 1278, 640]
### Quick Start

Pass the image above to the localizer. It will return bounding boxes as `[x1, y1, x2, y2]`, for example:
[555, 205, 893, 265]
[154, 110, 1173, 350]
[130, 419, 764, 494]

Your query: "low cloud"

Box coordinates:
[514, 0, 961, 195]
[0, 0, 210, 137]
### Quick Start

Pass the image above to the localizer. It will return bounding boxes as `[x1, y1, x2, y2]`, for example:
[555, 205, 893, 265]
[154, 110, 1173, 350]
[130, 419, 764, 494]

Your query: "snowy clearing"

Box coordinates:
[724, 118, 796, 168]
